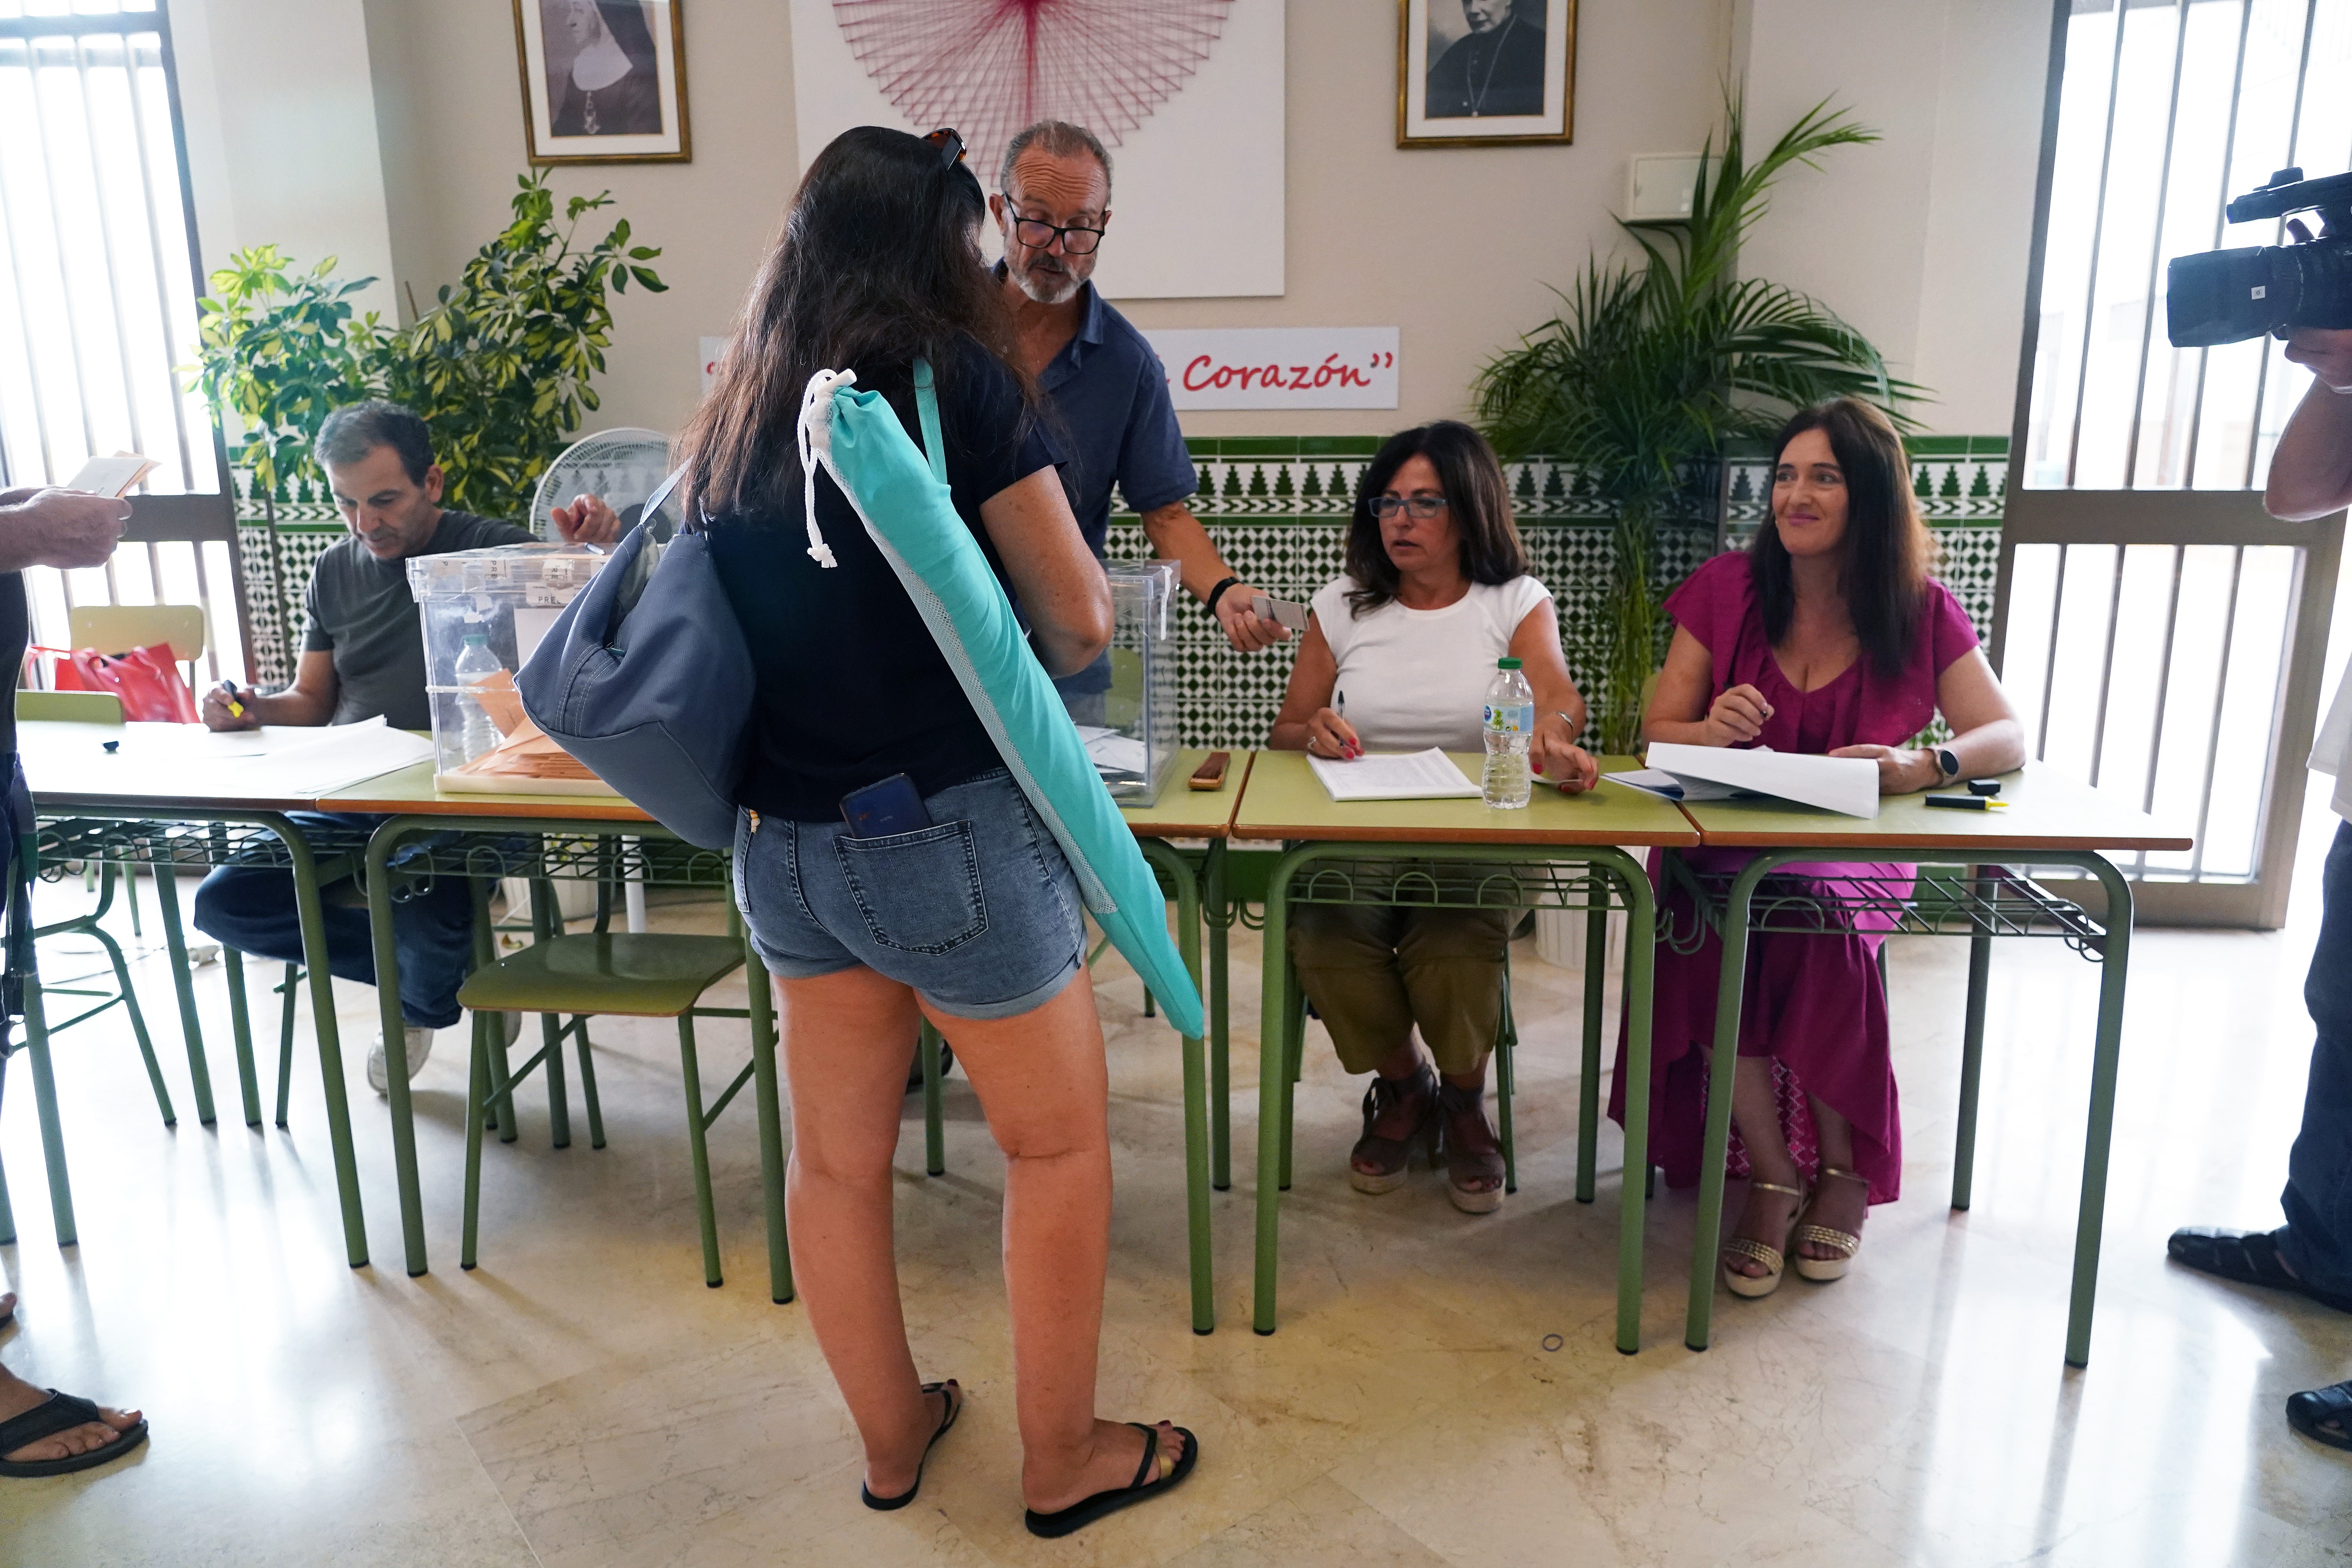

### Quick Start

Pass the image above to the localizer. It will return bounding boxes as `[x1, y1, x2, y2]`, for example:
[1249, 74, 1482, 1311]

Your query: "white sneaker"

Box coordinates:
[367, 1025, 437, 1095]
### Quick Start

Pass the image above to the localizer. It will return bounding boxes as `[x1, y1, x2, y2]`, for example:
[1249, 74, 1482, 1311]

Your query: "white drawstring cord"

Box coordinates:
[795, 367, 858, 569]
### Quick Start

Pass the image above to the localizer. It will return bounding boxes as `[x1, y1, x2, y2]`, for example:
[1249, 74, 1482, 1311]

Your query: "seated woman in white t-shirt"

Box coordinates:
[1269, 421, 1597, 1212]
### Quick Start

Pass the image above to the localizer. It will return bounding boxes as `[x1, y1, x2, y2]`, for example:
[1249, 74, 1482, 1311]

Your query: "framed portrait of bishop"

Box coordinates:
[1397, 0, 1575, 148]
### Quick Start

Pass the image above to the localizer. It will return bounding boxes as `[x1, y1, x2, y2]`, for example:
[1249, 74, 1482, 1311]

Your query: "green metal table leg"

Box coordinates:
[1278, 962, 1303, 1191]
[1952, 866, 1993, 1212]
[365, 820, 430, 1276]
[224, 947, 262, 1128]
[21, 965, 74, 1245]
[0, 1068, 14, 1245]
[919, 1021, 945, 1176]
[274, 820, 366, 1268]
[1685, 853, 1774, 1353]
[677, 1011, 724, 1287]
[1577, 884, 1607, 1204]
[1251, 848, 1304, 1333]
[743, 939, 793, 1304]
[461, 1011, 489, 1269]
[530, 878, 573, 1150]
[1144, 838, 1215, 1334]
[274, 963, 299, 1129]
[1612, 856, 1657, 1355]
[2067, 857, 2134, 1369]
[1208, 840, 1231, 1191]
[1494, 965, 1517, 1195]
[147, 838, 216, 1126]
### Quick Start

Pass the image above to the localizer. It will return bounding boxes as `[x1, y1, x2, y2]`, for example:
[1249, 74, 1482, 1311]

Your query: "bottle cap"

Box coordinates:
[463, 633, 488, 646]
[1497, 657, 1522, 670]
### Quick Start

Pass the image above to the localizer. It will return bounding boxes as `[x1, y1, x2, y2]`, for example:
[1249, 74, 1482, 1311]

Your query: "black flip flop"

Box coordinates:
[2287, 1380, 2352, 1452]
[2168, 1227, 2352, 1313]
[1024, 1422, 1198, 1539]
[860, 1379, 961, 1510]
[0, 1390, 147, 1478]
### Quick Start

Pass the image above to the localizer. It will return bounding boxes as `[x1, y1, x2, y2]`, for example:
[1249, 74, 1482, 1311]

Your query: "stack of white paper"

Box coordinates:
[1613, 743, 1881, 818]
[1308, 748, 1481, 802]
[252, 717, 436, 793]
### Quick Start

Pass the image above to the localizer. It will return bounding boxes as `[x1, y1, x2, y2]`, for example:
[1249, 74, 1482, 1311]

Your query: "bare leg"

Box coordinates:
[1723, 1056, 1805, 1279]
[0, 1296, 142, 1466]
[776, 965, 1184, 1513]
[1798, 1093, 1869, 1260]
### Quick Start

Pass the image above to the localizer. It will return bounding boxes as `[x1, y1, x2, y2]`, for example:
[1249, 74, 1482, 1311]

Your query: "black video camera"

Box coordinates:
[2167, 167, 2352, 346]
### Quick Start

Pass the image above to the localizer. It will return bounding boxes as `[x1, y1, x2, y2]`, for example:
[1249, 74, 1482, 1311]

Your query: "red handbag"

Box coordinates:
[45, 642, 200, 724]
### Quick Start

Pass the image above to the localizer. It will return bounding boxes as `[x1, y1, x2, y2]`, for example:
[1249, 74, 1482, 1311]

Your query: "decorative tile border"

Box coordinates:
[231, 434, 2010, 737]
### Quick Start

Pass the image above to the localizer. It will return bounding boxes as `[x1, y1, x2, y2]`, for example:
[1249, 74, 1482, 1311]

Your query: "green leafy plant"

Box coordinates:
[191, 172, 665, 517]
[1475, 95, 1922, 753]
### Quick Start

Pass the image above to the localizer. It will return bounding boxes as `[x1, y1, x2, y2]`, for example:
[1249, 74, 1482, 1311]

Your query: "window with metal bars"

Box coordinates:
[2001, 0, 2351, 901]
[0, 0, 241, 686]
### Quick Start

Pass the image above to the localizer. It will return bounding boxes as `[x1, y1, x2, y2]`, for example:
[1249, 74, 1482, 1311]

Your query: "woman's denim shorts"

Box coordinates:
[733, 768, 1086, 1020]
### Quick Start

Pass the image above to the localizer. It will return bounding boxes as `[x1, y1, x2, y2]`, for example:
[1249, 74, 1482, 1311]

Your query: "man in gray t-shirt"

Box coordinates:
[192, 401, 621, 1093]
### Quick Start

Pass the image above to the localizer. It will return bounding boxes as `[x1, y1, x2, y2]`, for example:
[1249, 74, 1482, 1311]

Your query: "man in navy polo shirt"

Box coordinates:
[991, 119, 1285, 721]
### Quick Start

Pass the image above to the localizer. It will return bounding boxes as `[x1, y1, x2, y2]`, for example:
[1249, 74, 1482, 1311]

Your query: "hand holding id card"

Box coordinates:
[1250, 592, 1309, 632]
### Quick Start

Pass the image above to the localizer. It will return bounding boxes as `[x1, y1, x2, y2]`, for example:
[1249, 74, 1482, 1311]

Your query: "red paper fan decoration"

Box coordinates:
[834, 0, 1235, 176]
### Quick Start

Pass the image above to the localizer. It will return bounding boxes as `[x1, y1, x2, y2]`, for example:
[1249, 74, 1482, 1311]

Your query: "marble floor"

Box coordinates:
[1, 865, 2348, 1568]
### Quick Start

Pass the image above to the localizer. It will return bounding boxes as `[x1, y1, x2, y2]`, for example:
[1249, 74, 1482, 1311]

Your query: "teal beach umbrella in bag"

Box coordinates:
[795, 361, 1205, 1040]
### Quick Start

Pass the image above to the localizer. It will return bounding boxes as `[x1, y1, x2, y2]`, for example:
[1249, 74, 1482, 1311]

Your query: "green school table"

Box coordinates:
[327, 760, 1238, 1330]
[11, 719, 374, 1266]
[1228, 748, 1701, 1350]
[1668, 766, 2193, 1367]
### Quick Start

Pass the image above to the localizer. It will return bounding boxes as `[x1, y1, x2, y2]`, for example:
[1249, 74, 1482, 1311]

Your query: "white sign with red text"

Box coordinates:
[1140, 327, 1399, 410]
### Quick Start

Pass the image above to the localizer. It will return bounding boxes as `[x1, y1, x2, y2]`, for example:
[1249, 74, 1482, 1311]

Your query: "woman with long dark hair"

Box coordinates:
[1269, 421, 1597, 1212]
[1611, 397, 2024, 1298]
[685, 125, 1194, 1538]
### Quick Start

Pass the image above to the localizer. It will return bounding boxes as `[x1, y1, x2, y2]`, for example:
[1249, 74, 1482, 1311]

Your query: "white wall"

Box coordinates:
[170, 0, 401, 324]
[168, 0, 2051, 446]
[1736, 0, 2054, 436]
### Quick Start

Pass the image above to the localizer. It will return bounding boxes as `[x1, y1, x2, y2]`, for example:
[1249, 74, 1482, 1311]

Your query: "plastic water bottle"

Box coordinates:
[1482, 656, 1534, 809]
[454, 633, 504, 761]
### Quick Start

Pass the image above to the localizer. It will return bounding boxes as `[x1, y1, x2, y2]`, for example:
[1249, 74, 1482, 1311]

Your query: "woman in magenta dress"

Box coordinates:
[1609, 398, 2024, 1298]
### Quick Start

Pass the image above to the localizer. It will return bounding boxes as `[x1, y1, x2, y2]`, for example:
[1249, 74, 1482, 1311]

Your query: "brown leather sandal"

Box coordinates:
[1350, 1062, 1437, 1194]
[1436, 1084, 1505, 1214]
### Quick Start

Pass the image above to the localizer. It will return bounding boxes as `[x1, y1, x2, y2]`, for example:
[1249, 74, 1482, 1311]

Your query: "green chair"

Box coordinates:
[454, 891, 791, 1299]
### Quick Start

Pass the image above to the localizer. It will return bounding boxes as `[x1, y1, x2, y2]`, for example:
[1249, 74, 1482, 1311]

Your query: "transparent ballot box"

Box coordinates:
[1071, 559, 1181, 807]
[407, 543, 615, 794]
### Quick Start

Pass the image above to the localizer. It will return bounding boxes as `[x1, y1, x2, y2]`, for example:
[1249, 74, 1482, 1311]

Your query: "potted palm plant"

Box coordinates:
[1476, 96, 1921, 753]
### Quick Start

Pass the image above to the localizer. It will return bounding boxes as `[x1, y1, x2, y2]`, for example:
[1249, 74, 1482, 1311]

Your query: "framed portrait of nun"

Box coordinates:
[513, 0, 691, 164]
[1397, 0, 1575, 148]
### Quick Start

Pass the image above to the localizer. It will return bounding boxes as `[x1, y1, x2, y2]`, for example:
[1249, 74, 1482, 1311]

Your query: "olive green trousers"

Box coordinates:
[1286, 904, 1512, 1076]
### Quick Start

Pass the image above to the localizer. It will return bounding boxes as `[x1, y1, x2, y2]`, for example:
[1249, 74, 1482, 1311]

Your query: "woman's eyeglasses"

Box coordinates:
[1006, 213, 1107, 255]
[1367, 495, 1447, 519]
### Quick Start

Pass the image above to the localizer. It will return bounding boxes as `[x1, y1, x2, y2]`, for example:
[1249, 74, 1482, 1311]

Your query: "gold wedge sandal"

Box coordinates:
[1792, 1166, 1869, 1282]
[1721, 1179, 1806, 1299]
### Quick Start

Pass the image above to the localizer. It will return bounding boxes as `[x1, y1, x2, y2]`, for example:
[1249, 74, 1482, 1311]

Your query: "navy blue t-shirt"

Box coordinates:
[1018, 275, 1196, 699]
[1016, 273, 1198, 555]
[709, 341, 1061, 821]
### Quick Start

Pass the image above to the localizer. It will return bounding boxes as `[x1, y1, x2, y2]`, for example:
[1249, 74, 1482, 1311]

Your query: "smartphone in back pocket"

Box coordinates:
[840, 773, 932, 838]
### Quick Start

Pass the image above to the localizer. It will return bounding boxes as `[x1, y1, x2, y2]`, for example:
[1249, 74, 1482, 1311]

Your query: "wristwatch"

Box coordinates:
[1935, 746, 1960, 783]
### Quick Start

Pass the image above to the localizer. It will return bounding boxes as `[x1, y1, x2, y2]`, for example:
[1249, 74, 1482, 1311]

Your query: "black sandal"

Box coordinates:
[860, 1379, 961, 1510]
[2287, 1380, 2352, 1452]
[2167, 1227, 2352, 1313]
[1350, 1063, 1436, 1195]
[1024, 1422, 1198, 1539]
[0, 1390, 147, 1478]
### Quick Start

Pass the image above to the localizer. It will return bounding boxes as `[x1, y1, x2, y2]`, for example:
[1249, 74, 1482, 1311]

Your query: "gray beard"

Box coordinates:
[1012, 263, 1083, 306]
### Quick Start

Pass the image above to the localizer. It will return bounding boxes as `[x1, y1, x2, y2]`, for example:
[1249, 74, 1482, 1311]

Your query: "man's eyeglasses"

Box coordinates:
[1006, 209, 1106, 255]
[1367, 495, 1448, 519]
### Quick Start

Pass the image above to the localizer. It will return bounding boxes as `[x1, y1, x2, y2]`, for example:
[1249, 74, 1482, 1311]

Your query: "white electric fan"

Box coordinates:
[529, 428, 673, 540]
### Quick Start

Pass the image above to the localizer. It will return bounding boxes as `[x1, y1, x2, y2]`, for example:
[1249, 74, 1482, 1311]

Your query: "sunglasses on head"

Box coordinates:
[923, 127, 967, 169]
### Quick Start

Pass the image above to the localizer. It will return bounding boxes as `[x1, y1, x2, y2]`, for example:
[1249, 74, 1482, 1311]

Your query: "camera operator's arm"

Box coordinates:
[2267, 328, 2352, 520]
